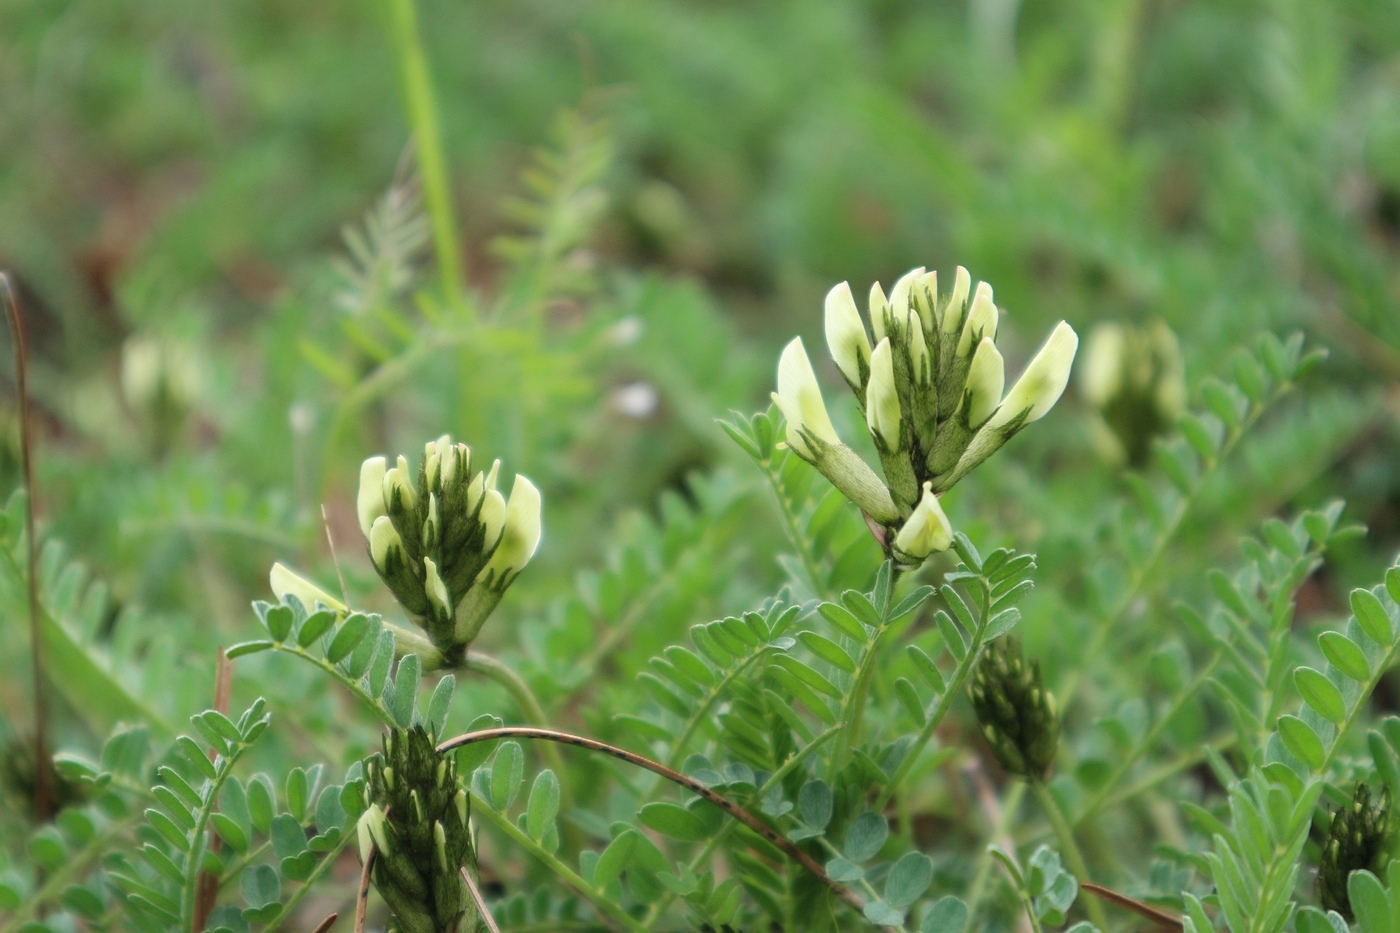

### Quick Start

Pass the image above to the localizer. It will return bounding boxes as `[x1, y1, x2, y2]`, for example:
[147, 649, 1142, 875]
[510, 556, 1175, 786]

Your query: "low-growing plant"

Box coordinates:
[3, 3, 1400, 933]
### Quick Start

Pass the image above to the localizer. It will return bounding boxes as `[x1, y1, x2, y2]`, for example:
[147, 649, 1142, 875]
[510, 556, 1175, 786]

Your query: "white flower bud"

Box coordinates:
[943, 266, 971, 335]
[434, 821, 449, 872]
[965, 338, 1005, 427]
[824, 281, 870, 387]
[912, 270, 939, 331]
[893, 482, 954, 560]
[369, 516, 403, 571]
[357, 456, 388, 538]
[359, 804, 391, 858]
[889, 267, 925, 317]
[466, 471, 485, 514]
[866, 338, 902, 451]
[480, 489, 507, 549]
[906, 310, 930, 383]
[484, 459, 501, 494]
[989, 321, 1079, 428]
[1078, 322, 1125, 408]
[423, 493, 440, 546]
[423, 556, 451, 618]
[382, 455, 418, 514]
[482, 475, 543, 579]
[770, 337, 841, 460]
[957, 282, 999, 357]
[443, 442, 466, 487]
[869, 282, 890, 342]
[269, 562, 347, 613]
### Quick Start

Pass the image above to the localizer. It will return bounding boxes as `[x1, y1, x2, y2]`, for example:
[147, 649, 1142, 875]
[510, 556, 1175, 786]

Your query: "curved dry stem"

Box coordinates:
[436, 727, 888, 928]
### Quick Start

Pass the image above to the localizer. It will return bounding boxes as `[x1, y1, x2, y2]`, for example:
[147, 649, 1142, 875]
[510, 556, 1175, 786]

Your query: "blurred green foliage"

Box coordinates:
[0, 0, 1399, 930]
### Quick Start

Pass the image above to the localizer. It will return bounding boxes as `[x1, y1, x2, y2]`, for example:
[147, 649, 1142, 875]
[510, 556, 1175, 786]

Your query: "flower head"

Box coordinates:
[351, 436, 543, 660]
[768, 263, 1077, 567]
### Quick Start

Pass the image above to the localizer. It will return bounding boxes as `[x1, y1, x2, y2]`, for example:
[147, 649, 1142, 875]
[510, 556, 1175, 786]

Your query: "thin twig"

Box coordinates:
[459, 866, 501, 933]
[310, 914, 338, 933]
[354, 847, 377, 933]
[193, 651, 235, 932]
[436, 727, 888, 928]
[1081, 882, 1182, 930]
[322, 504, 351, 607]
[1, 273, 52, 821]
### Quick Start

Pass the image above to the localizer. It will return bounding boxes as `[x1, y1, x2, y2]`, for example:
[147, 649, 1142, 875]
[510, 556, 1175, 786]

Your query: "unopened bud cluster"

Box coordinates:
[772, 266, 1077, 566]
[1318, 783, 1390, 919]
[1078, 319, 1185, 467]
[358, 727, 479, 933]
[968, 637, 1059, 780]
[359, 436, 542, 663]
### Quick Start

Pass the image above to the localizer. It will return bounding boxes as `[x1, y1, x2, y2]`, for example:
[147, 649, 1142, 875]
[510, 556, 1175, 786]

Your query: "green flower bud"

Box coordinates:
[1318, 784, 1390, 920]
[358, 456, 388, 538]
[968, 637, 1060, 780]
[361, 727, 478, 933]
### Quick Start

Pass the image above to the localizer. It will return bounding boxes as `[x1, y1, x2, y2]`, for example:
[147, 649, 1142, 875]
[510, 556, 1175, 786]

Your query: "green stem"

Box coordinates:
[764, 453, 831, 601]
[182, 751, 256, 932]
[463, 651, 571, 807]
[473, 798, 646, 933]
[831, 627, 887, 781]
[270, 643, 398, 729]
[384, 0, 466, 311]
[637, 725, 842, 931]
[876, 634, 987, 812]
[1071, 652, 1223, 827]
[1030, 780, 1108, 930]
[964, 782, 1025, 923]
[876, 581, 989, 810]
[259, 832, 354, 933]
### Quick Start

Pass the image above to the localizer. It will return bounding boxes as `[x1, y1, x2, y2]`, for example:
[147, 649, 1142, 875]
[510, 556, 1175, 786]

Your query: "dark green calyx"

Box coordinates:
[362, 726, 479, 933]
[967, 637, 1060, 780]
[1318, 783, 1390, 920]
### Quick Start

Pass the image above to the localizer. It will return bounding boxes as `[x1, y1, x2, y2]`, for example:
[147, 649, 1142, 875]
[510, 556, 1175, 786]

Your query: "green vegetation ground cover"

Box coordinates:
[1, 0, 1399, 930]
